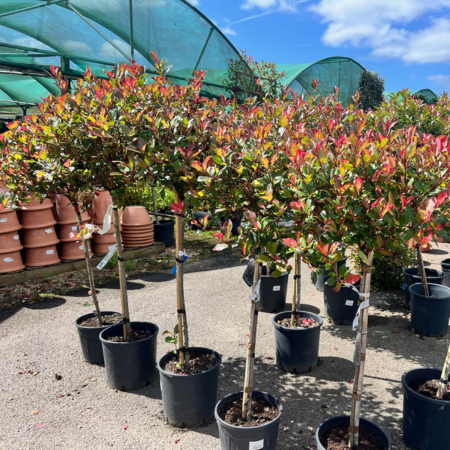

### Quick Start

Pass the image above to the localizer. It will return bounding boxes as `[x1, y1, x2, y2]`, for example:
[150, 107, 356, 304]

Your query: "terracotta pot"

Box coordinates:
[93, 190, 113, 225]
[19, 197, 53, 211]
[58, 222, 89, 242]
[49, 193, 56, 203]
[123, 240, 154, 249]
[19, 208, 56, 230]
[121, 223, 154, 233]
[92, 231, 121, 245]
[0, 185, 9, 195]
[0, 230, 23, 254]
[93, 243, 118, 256]
[0, 209, 22, 232]
[121, 206, 152, 227]
[60, 241, 92, 261]
[24, 245, 61, 267]
[23, 226, 59, 248]
[122, 235, 154, 243]
[0, 251, 25, 273]
[56, 194, 90, 225]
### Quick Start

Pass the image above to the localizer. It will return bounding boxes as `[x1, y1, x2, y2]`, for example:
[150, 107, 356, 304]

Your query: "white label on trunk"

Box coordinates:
[13, 235, 20, 240]
[4, 257, 13, 262]
[97, 244, 117, 270]
[46, 249, 54, 255]
[0, 217, 7, 222]
[273, 286, 281, 291]
[45, 228, 53, 234]
[249, 439, 264, 450]
[72, 226, 78, 231]
[79, 245, 84, 251]
[345, 300, 354, 306]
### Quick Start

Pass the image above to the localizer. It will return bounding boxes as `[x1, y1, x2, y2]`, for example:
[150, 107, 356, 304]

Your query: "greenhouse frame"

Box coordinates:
[384, 89, 439, 103]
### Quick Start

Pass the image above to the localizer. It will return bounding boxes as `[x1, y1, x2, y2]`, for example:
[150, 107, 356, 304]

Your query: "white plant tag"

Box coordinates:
[0, 217, 7, 222]
[45, 228, 53, 234]
[249, 439, 264, 450]
[13, 235, 20, 240]
[108, 245, 116, 251]
[345, 300, 354, 306]
[46, 249, 54, 255]
[72, 225, 78, 231]
[4, 257, 13, 262]
[97, 244, 117, 270]
[273, 286, 281, 291]
[79, 245, 84, 251]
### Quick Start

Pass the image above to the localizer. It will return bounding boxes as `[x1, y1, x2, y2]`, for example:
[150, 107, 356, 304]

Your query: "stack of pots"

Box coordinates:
[0, 186, 25, 273]
[121, 206, 154, 248]
[91, 190, 121, 256]
[19, 197, 61, 268]
[56, 194, 91, 261]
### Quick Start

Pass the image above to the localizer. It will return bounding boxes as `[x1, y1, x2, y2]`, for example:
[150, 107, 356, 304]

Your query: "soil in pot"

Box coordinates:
[409, 379, 450, 401]
[219, 397, 280, 427]
[79, 313, 122, 328]
[105, 329, 154, 342]
[320, 424, 387, 450]
[163, 351, 219, 374]
[277, 316, 319, 328]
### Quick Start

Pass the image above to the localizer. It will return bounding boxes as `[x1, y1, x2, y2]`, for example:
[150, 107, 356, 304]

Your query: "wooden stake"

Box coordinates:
[111, 194, 129, 341]
[416, 245, 430, 297]
[291, 253, 301, 327]
[242, 257, 261, 421]
[75, 206, 103, 326]
[437, 343, 450, 399]
[175, 191, 189, 365]
[151, 183, 160, 225]
[349, 249, 374, 448]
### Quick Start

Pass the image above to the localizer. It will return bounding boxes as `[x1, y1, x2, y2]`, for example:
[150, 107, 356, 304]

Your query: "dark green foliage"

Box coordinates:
[358, 69, 385, 111]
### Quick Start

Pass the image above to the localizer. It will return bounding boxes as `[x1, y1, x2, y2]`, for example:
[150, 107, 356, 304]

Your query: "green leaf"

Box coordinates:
[359, 250, 369, 265]
[267, 241, 278, 255]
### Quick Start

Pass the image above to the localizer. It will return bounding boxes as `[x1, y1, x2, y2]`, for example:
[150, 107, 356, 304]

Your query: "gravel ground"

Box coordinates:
[0, 245, 449, 450]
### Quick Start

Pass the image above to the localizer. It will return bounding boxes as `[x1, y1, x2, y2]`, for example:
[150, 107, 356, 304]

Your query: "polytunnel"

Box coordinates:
[0, 0, 248, 117]
[384, 89, 439, 103]
[277, 57, 364, 106]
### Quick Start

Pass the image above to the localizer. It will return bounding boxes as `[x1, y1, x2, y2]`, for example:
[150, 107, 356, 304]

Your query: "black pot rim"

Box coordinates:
[441, 258, 450, 265]
[75, 311, 122, 330]
[157, 346, 222, 378]
[272, 310, 323, 331]
[409, 282, 450, 301]
[153, 219, 174, 226]
[404, 267, 444, 279]
[402, 367, 450, 407]
[214, 390, 283, 430]
[99, 321, 159, 346]
[261, 271, 288, 279]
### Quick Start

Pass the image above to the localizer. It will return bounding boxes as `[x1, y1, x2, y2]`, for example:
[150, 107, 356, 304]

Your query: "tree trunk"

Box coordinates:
[291, 253, 301, 327]
[349, 249, 374, 447]
[416, 245, 430, 297]
[242, 258, 261, 420]
[437, 343, 450, 399]
[174, 191, 189, 365]
[75, 205, 103, 326]
[111, 194, 129, 340]
[151, 183, 160, 225]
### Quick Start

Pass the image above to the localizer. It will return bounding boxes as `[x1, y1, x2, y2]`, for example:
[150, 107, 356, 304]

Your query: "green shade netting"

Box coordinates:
[277, 57, 364, 106]
[0, 0, 242, 116]
[384, 89, 439, 102]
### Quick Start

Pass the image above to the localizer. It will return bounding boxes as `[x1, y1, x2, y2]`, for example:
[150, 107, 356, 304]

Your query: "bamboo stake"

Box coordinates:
[111, 194, 129, 341]
[242, 257, 261, 421]
[437, 343, 450, 399]
[291, 253, 301, 327]
[174, 191, 189, 365]
[349, 249, 374, 448]
[416, 245, 430, 297]
[151, 183, 160, 225]
[75, 206, 103, 326]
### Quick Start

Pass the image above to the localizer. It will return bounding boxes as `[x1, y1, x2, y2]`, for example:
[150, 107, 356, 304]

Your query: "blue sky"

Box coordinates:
[189, 0, 450, 95]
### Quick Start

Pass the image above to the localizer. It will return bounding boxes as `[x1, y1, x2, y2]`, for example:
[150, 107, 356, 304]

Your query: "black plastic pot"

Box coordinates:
[153, 219, 174, 247]
[404, 268, 444, 308]
[99, 321, 159, 391]
[220, 217, 242, 236]
[441, 258, 450, 288]
[409, 283, 450, 337]
[315, 415, 391, 449]
[402, 367, 450, 450]
[314, 257, 347, 292]
[158, 347, 221, 428]
[272, 311, 322, 374]
[75, 311, 122, 365]
[323, 277, 360, 325]
[215, 391, 283, 450]
[260, 267, 289, 313]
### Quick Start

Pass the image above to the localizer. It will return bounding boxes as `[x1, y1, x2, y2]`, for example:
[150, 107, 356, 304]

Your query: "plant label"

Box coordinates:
[13, 235, 20, 240]
[46, 249, 54, 255]
[79, 245, 84, 251]
[72, 225, 78, 231]
[4, 257, 13, 262]
[0, 217, 7, 222]
[273, 286, 281, 291]
[249, 439, 264, 450]
[45, 228, 53, 234]
[345, 300, 354, 306]
[97, 245, 117, 270]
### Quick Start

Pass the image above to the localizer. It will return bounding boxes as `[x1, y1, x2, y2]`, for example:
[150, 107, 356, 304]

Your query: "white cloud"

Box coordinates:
[241, 0, 308, 12]
[99, 39, 131, 61]
[311, 0, 450, 63]
[188, 0, 199, 6]
[428, 74, 450, 89]
[64, 40, 92, 54]
[222, 26, 237, 36]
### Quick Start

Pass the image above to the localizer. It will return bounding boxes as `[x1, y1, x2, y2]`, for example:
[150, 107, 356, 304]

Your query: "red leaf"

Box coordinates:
[334, 347, 338, 351]
[124, 425, 129, 430]
[345, 274, 361, 285]
[175, 439, 181, 444]
[37, 424, 45, 428]
[170, 202, 184, 215]
[282, 238, 299, 249]
[349, 380, 353, 384]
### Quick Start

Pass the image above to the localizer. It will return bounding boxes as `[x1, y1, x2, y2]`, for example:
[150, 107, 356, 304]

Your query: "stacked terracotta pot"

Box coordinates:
[121, 206, 154, 248]
[56, 194, 92, 261]
[0, 187, 25, 274]
[91, 190, 122, 255]
[19, 197, 61, 268]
